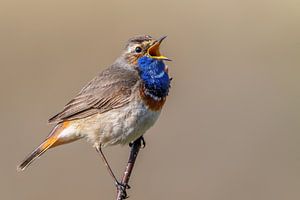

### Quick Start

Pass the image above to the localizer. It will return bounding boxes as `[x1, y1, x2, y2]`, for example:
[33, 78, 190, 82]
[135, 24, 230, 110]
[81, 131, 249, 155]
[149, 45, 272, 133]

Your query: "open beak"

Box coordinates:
[147, 36, 171, 61]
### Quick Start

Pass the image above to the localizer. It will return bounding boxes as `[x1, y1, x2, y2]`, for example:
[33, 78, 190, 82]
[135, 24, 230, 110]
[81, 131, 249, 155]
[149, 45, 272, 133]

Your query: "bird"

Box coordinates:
[17, 35, 171, 188]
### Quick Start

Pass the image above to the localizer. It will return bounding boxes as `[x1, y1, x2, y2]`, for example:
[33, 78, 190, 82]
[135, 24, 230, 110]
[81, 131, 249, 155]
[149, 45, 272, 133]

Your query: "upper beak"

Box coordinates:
[147, 36, 171, 61]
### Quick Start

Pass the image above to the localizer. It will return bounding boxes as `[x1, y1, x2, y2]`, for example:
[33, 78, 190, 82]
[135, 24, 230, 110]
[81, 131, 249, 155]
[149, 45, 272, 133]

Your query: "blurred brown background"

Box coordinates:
[1, 0, 299, 199]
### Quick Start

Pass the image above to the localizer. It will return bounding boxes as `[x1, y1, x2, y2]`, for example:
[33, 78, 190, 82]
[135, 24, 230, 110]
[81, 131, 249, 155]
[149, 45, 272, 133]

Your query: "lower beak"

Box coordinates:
[147, 36, 171, 61]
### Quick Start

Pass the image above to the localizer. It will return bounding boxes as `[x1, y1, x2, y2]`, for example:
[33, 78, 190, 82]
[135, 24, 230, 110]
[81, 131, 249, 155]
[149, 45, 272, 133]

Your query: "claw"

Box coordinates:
[129, 136, 146, 148]
[129, 142, 133, 147]
[140, 137, 146, 148]
[115, 181, 130, 189]
[116, 181, 130, 199]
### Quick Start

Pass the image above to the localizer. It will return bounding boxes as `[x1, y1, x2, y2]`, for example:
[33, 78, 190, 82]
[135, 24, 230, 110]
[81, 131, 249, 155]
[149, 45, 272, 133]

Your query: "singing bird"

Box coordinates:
[17, 35, 171, 184]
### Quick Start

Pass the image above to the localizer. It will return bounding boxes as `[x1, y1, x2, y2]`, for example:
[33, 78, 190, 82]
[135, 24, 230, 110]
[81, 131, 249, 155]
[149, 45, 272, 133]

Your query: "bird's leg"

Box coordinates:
[129, 136, 146, 148]
[95, 146, 130, 192]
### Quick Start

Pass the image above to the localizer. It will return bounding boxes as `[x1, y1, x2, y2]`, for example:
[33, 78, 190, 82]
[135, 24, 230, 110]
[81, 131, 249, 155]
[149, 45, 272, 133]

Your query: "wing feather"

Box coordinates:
[48, 66, 139, 124]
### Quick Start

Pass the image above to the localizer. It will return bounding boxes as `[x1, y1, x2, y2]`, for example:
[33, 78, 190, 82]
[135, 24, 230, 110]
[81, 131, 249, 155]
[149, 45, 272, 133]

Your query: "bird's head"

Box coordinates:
[122, 35, 170, 65]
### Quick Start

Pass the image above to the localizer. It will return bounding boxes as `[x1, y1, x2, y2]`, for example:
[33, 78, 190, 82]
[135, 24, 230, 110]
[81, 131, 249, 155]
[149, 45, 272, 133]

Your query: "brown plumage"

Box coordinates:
[17, 35, 171, 172]
[48, 66, 140, 124]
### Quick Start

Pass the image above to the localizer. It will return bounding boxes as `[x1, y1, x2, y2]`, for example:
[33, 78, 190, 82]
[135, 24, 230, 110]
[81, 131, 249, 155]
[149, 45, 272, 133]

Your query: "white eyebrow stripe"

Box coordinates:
[154, 71, 165, 78]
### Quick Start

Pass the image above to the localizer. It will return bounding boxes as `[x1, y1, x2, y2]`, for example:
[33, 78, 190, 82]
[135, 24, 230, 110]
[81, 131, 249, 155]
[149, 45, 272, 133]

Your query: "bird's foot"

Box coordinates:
[115, 181, 130, 199]
[140, 137, 146, 148]
[129, 136, 146, 148]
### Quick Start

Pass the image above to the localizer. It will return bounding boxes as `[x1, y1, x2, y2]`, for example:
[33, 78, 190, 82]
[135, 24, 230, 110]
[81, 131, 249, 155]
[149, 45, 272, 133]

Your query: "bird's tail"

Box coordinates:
[17, 122, 78, 171]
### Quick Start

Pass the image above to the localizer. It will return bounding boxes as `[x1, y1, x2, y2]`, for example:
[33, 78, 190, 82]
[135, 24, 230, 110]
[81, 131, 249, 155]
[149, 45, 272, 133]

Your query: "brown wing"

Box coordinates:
[48, 65, 139, 124]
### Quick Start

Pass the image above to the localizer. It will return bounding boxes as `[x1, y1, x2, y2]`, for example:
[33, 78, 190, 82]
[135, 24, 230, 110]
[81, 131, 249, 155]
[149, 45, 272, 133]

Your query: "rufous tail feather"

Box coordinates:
[17, 122, 75, 171]
[17, 134, 59, 171]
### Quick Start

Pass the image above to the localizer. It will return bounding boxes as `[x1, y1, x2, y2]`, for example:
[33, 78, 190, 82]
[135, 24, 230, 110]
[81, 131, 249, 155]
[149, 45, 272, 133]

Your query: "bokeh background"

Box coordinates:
[1, 0, 299, 199]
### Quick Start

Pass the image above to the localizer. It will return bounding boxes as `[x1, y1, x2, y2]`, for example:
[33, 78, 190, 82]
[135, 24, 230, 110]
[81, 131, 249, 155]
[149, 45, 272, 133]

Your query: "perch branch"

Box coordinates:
[116, 137, 143, 200]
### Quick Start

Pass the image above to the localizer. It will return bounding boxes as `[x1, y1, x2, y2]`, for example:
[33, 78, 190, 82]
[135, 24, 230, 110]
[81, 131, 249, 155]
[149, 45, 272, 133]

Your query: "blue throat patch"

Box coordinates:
[137, 56, 170, 99]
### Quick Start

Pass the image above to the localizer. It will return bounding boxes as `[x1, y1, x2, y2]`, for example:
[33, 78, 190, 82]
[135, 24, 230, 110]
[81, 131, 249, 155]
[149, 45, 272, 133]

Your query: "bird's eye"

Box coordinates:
[135, 46, 142, 53]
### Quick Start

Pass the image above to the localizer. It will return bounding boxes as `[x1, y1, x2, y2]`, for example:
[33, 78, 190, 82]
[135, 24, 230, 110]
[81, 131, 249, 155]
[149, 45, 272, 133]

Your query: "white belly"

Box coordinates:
[77, 99, 161, 147]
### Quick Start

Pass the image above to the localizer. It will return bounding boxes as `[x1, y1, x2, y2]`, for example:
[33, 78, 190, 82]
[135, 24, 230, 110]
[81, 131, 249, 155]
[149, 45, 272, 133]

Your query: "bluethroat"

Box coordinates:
[18, 35, 171, 189]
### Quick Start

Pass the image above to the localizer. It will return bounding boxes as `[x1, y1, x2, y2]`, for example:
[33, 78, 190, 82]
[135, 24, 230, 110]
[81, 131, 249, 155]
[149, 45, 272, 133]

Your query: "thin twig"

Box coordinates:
[116, 137, 142, 200]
